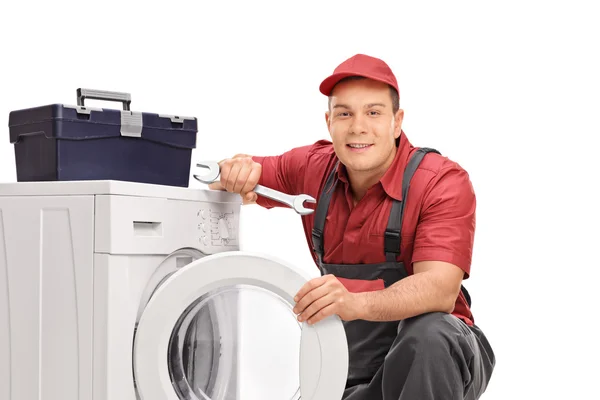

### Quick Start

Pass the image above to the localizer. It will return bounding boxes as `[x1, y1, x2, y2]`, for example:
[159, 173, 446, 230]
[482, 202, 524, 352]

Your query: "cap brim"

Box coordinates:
[319, 72, 357, 96]
[319, 71, 395, 96]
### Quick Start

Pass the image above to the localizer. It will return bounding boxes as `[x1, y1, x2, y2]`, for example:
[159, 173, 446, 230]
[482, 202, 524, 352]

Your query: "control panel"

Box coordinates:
[92, 192, 242, 255]
[196, 202, 239, 251]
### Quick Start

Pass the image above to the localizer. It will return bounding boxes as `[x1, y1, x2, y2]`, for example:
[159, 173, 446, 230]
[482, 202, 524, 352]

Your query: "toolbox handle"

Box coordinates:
[76, 88, 132, 111]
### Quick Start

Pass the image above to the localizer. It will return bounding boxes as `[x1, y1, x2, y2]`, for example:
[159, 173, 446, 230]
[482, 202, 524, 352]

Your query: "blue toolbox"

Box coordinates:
[8, 88, 198, 187]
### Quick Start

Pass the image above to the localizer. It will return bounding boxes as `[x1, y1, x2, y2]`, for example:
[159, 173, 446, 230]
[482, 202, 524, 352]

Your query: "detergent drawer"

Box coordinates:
[93, 193, 241, 255]
[93, 194, 203, 255]
[8, 88, 197, 188]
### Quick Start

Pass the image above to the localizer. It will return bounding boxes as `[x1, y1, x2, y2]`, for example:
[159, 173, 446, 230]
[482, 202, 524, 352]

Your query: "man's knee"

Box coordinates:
[392, 312, 459, 357]
[380, 312, 492, 399]
[379, 313, 468, 397]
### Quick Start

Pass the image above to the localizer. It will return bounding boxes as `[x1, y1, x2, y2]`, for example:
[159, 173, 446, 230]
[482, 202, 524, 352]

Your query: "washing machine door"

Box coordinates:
[133, 250, 349, 400]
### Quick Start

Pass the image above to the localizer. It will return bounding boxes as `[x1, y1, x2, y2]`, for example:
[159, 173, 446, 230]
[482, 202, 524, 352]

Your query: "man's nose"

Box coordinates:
[349, 113, 368, 135]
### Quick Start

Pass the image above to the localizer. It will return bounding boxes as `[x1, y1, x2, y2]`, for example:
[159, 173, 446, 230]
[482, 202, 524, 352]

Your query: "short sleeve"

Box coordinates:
[251, 145, 312, 209]
[411, 165, 476, 277]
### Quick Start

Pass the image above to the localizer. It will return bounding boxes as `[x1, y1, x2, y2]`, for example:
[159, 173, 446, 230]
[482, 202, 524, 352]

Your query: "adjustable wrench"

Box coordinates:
[194, 161, 316, 216]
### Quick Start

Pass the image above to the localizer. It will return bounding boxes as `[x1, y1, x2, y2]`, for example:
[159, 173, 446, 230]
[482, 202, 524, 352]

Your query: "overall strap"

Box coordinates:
[384, 147, 441, 261]
[311, 161, 340, 270]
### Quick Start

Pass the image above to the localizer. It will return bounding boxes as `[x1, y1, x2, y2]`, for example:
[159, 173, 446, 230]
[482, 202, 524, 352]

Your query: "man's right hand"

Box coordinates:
[207, 154, 262, 204]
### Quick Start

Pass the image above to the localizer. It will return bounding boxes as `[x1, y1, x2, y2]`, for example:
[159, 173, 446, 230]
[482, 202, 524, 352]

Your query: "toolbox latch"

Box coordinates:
[121, 111, 143, 138]
[63, 104, 103, 115]
[159, 114, 196, 124]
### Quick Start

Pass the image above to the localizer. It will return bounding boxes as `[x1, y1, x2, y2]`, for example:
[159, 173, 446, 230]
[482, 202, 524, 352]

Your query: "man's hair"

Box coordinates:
[327, 76, 400, 113]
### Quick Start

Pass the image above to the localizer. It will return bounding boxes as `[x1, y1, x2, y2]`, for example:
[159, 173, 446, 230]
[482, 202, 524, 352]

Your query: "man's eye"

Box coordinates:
[337, 112, 350, 117]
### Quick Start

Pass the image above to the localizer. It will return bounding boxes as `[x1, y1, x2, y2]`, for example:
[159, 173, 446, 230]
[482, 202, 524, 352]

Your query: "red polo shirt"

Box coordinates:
[252, 132, 475, 326]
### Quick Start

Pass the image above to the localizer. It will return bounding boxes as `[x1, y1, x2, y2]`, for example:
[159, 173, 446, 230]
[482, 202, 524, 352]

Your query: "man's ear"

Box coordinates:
[394, 109, 404, 139]
[325, 111, 332, 138]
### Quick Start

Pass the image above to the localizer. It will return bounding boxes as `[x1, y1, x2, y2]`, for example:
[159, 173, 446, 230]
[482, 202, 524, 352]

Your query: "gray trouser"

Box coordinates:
[342, 312, 496, 400]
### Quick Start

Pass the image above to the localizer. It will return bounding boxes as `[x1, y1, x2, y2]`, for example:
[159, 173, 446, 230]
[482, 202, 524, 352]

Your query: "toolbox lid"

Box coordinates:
[8, 89, 198, 149]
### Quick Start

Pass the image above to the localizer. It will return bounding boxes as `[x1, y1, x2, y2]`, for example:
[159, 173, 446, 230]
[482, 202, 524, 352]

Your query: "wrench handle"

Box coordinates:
[253, 185, 297, 208]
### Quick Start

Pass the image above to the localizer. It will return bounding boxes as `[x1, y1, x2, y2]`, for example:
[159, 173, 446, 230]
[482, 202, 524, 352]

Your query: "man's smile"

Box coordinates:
[347, 143, 373, 152]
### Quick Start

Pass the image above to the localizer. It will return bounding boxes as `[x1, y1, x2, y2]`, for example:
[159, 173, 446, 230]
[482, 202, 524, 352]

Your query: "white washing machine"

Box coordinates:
[0, 180, 348, 400]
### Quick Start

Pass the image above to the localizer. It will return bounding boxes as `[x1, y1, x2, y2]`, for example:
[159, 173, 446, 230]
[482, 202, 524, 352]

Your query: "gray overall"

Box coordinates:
[311, 148, 495, 399]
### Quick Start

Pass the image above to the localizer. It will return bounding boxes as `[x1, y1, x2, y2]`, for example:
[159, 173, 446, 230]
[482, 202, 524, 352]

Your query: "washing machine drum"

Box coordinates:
[133, 251, 349, 400]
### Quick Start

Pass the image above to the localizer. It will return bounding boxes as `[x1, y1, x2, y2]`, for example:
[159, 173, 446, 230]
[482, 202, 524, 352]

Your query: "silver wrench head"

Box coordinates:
[293, 194, 317, 215]
[193, 161, 221, 184]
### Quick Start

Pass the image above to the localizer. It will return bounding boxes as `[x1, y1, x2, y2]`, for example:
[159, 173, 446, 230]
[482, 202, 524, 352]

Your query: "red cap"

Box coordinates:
[319, 54, 399, 96]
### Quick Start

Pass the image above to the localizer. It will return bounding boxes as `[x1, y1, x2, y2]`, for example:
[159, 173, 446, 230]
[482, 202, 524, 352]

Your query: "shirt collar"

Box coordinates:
[335, 131, 414, 202]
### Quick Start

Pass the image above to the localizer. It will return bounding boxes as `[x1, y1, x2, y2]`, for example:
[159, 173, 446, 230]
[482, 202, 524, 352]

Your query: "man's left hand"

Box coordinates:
[293, 274, 363, 324]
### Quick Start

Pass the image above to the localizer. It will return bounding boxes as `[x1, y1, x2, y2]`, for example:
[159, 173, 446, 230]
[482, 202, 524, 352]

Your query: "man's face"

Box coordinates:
[325, 78, 403, 175]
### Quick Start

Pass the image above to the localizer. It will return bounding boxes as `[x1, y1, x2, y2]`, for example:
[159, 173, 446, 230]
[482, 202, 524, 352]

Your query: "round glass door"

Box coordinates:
[168, 284, 302, 400]
[133, 251, 348, 400]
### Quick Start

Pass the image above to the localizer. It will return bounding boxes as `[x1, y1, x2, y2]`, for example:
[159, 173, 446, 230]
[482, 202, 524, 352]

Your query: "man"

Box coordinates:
[209, 54, 495, 399]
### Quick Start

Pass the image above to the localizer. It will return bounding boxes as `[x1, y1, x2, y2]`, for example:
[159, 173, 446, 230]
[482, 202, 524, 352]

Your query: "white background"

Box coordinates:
[1, 0, 599, 399]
